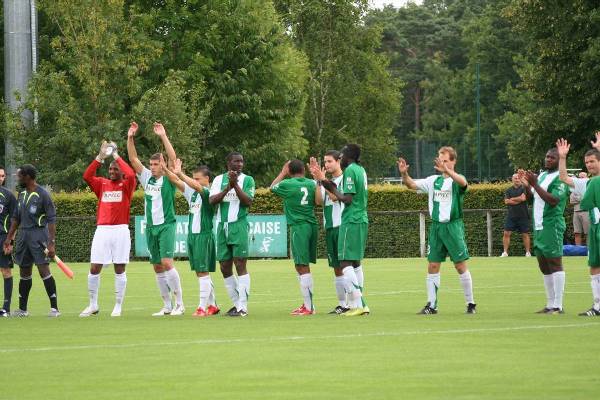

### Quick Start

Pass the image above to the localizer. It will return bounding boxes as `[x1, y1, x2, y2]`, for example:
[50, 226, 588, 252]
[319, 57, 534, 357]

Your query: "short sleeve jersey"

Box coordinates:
[271, 177, 318, 226]
[414, 175, 467, 223]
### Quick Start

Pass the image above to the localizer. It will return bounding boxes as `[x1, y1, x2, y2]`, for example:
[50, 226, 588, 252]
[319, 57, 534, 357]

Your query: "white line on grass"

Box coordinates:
[2, 322, 599, 354]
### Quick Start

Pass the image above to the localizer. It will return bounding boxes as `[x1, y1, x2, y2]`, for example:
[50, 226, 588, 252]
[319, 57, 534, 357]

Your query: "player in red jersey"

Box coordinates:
[79, 128, 137, 317]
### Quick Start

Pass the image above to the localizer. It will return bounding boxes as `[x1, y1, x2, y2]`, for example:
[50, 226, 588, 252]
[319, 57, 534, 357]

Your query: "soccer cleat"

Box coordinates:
[500, 252, 508, 257]
[535, 307, 554, 314]
[344, 307, 369, 317]
[152, 307, 172, 316]
[170, 304, 185, 316]
[229, 309, 248, 317]
[328, 306, 350, 315]
[12, 309, 29, 317]
[207, 305, 220, 315]
[79, 306, 99, 317]
[111, 305, 122, 317]
[466, 303, 477, 314]
[48, 308, 61, 318]
[290, 305, 305, 315]
[549, 308, 564, 314]
[0, 309, 9, 318]
[578, 307, 600, 317]
[292, 305, 315, 316]
[225, 306, 238, 316]
[192, 307, 208, 317]
[418, 302, 438, 315]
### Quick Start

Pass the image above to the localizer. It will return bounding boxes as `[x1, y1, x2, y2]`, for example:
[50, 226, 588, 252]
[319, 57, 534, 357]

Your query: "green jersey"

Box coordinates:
[271, 177, 318, 226]
[182, 183, 213, 234]
[580, 176, 600, 225]
[209, 172, 255, 223]
[138, 167, 176, 227]
[340, 163, 368, 224]
[322, 175, 344, 229]
[532, 170, 569, 230]
[415, 175, 467, 223]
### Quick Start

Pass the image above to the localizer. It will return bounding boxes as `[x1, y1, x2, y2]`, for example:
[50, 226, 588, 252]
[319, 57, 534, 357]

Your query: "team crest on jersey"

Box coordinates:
[29, 204, 37, 214]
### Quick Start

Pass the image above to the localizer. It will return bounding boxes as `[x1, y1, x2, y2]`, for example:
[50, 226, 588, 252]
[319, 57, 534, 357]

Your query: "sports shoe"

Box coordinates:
[79, 306, 99, 317]
[229, 309, 248, 317]
[466, 303, 477, 314]
[12, 309, 28, 317]
[535, 307, 554, 314]
[525, 251, 532, 257]
[549, 307, 564, 314]
[328, 306, 350, 314]
[578, 307, 600, 317]
[152, 307, 172, 316]
[225, 306, 238, 316]
[48, 308, 61, 318]
[292, 305, 315, 316]
[192, 307, 208, 317]
[344, 306, 369, 317]
[418, 302, 438, 315]
[111, 305, 122, 317]
[500, 252, 508, 257]
[207, 305, 220, 315]
[0, 309, 9, 317]
[290, 305, 305, 315]
[170, 304, 185, 316]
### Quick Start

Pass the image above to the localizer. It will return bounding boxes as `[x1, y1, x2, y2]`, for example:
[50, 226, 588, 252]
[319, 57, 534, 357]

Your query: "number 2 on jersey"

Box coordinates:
[300, 187, 309, 205]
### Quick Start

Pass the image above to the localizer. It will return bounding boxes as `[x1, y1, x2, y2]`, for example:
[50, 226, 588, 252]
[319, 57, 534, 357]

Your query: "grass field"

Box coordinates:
[2, 256, 599, 400]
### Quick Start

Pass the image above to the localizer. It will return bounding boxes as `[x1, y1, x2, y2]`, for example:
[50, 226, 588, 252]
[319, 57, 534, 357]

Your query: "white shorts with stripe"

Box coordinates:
[90, 225, 131, 265]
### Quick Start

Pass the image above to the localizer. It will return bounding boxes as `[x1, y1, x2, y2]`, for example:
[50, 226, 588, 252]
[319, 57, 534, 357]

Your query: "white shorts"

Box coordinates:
[90, 225, 131, 265]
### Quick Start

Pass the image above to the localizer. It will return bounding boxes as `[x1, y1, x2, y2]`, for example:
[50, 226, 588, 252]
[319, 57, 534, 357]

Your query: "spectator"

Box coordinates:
[501, 173, 532, 257]
[571, 171, 590, 245]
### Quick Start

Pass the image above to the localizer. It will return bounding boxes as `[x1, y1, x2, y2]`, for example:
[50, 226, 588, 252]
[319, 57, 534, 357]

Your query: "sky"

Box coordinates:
[369, 0, 423, 9]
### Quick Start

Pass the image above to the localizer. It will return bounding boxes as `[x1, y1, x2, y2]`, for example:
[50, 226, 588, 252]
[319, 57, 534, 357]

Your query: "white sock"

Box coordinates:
[88, 273, 100, 309]
[459, 270, 474, 304]
[334, 276, 347, 308]
[354, 265, 364, 290]
[237, 274, 251, 311]
[114, 272, 127, 307]
[198, 276, 212, 310]
[155, 272, 172, 310]
[591, 275, 600, 311]
[224, 275, 239, 308]
[343, 266, 363, 308]
[299, 273, 314, 311]
[543, 274, 555, 309]
[208, 280, 217, 307]
[426, 273, 440, 308]
[166, 268, 183, 306]
[553, 270, 565, 310]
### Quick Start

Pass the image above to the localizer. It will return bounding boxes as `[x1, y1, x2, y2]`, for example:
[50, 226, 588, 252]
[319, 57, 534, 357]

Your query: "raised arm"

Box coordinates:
[126, 122, 144, 173]
[159, 155, 185, 192]
[270, 162, 290, 189]
[172, 159, 204, 193]
[153, 123, 176, 164]
[556, 138, 574, 188]
[397, 158, 418, 190]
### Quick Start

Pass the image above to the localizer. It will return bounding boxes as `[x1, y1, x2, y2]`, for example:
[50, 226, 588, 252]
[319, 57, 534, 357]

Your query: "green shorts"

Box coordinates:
[216, 220, 249, 261]
[338, 223, 368, 262]
[146, 223, 176, 264]
[290, 223, 318, 266]
[188, 232, 216, 273]
[533, 220, 565, 258]
[588, 224, 600, 267]
[326, 227, 340, 268]
[427, 219, 469, 263]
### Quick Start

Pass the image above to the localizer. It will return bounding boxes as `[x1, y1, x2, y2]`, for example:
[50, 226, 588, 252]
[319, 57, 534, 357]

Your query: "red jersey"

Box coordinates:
[83, 157, 137, 225]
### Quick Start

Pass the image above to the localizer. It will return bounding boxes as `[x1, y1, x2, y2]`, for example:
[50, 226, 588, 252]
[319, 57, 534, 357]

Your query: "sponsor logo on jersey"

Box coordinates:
[102, 191, 123, 203]
[189, 202, 202, 213]
[433, 190, 452, 202]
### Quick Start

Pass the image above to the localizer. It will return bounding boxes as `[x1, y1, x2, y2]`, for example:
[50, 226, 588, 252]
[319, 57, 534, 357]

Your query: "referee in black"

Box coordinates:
[3, 165, 59, 317]
[0, 166, 17, 317]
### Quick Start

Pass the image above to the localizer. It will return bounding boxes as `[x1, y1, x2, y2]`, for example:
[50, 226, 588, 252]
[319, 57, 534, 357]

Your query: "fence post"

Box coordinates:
[419, 212, 426, 257]
[486, 210, 493, 257]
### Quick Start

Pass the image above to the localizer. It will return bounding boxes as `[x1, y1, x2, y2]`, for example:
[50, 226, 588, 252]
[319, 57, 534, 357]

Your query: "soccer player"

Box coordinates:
[271, 160, 319, 315]
[520, 147, 570, 314]
[557, 135, 600, 316]
[314, 150, 349, 314]
[127, 121, 185, 316]
[309, 144, 369, 317]
[161, 158, 220, 317]
[398, 146, 476, 315]
[0, 166, 17, 317]
[79, 138, 137, 317]
[3, 165, 59, 317]
[209, 152, 255, 317]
